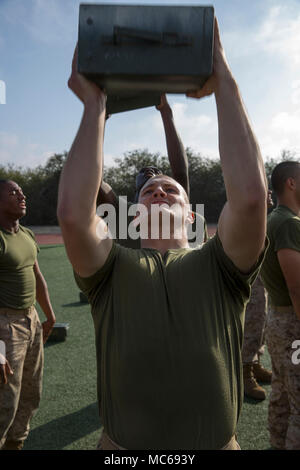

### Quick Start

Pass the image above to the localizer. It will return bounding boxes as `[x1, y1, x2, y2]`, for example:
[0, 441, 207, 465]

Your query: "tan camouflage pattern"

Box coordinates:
[96, 430, 241, 450]
[266, 305, 300, 450]
[0, 306, 44, 449]
[242, 276, 268, 364]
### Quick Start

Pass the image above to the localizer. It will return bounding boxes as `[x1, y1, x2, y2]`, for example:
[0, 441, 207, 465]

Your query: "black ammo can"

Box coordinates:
[48, 323, 69, 342]
[78, 3, 214, 114]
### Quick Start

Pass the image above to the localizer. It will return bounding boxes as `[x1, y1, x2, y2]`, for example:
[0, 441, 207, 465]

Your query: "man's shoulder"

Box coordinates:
[19, 225, 37, 242]
[266, 207, 300, 256]
[268, 207, 300, 237]
[268, 206, 298, 225]
[0, 226, 37, 257]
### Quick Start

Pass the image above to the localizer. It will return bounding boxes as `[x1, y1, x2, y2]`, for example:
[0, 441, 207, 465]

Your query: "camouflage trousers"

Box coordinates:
[242, 276, 267, 364]
[0, 306, 44, 449]
[266, 305, 300, 450]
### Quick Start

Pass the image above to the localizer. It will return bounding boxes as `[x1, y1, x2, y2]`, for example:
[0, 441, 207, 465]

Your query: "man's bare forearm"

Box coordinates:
[58, 101, 106, 223]
[215, 77, 267, 208]
[35, 274, 55, 321]
[98, 181, 118, 208]
[160, 104, 189, 196]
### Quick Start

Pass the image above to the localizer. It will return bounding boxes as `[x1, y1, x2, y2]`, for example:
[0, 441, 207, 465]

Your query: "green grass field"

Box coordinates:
[24, 244, 272, 450]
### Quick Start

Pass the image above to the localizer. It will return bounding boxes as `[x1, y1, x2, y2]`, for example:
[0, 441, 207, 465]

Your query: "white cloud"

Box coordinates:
[103, 99, 219, 165]
[257, 109, 300, 160]
[0, 80, 6, 104]
[271, 111, 300, 134]
[172, 103, 212, 128]
[259, 133, 300, 161]
[0, 132, 19, 162]
[103, 153, 119, 167]
[221, 2, 300, 70]
[257, 4, 300, 68]
[291, 80, 300, 105]
[221, 3, 300, 161]
[0, 131, 55, 168]
[1, 0, 75, 45]
[145, 101, 217, 157]
[171, 102, 217, 156]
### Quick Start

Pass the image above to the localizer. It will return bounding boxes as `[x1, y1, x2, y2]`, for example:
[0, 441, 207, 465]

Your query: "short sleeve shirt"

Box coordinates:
[75, 234, 266, 450]
[260, 205, 300, 306]
[0, 225, 39, 309]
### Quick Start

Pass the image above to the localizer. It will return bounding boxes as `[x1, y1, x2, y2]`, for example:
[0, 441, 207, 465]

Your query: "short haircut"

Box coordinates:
[271, 161, 300, 196]
[138, 174, 190, 204]
[134, 167, 162, 203]
[0, 179, 10, 199]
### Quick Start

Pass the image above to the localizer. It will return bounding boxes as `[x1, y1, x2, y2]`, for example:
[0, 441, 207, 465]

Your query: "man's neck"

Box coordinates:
[0, 215, 20, 233]
[277, 196, 300, 217]
[140, 237, 189, 255]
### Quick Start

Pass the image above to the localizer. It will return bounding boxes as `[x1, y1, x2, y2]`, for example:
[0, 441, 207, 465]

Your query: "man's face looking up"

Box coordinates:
[137, 175, 192, 239]
[0, 181, 27, 219]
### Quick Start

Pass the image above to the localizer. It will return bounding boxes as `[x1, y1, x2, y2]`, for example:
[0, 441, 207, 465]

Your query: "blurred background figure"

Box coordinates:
[242, 190, 274, 400]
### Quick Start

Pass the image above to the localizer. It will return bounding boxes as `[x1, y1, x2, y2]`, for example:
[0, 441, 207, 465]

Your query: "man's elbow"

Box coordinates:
[57, 204, 81, 228]
[57, 205, 71, 226]
[243, 185, 267, 213]
[57, 206, 96, 243]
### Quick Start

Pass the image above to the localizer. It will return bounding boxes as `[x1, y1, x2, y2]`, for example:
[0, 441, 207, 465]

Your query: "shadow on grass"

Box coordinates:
[244, 396, 267, 405]
[62, 302, 85, 308]
[44, 341, 58, 349]
[24, 402, 101, 450]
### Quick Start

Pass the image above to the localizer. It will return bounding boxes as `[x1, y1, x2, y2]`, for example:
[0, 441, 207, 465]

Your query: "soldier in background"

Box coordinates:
[260, 161, 300, 450]
[242, 277, 271, 400]
[0, 180, 56, 450]
[242, 190, 274, 400]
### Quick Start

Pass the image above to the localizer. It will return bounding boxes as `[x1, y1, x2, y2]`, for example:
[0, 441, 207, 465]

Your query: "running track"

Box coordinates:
[35, 225, 217, 246]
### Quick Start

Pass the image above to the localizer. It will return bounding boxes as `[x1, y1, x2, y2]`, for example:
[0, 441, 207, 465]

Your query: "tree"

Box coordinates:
[0, 148, 297, 225]
[103, 149, 170, 203]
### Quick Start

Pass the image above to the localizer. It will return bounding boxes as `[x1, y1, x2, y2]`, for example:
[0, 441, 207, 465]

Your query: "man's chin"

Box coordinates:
[18, 209, 26, 219]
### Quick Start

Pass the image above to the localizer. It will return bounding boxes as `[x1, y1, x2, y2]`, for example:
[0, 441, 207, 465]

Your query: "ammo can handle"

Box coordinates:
[113, 26, 192, 46]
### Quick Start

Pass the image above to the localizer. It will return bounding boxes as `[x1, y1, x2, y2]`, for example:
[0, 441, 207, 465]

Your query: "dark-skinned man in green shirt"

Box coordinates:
[0, 180, 56, 450]
[260, 161, 300, 450]
[58, 18, 268, 450]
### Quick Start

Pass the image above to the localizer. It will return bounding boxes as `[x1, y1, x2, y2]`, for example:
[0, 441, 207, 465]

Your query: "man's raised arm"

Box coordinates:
[57, 46, 112, 277]
[188, 19, 267, 272]
[157, 95, 190, 196]
[97, 114, 119, 210]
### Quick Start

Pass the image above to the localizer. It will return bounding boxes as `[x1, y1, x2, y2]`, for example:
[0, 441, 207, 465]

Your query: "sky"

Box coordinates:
[0, 0, 300, 169]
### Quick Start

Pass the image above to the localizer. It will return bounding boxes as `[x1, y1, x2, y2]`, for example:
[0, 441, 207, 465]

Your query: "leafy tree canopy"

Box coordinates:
[0, 148, 297, 224]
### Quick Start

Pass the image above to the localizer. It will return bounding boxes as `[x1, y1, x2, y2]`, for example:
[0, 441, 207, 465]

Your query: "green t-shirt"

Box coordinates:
[0, 225, 39, 309]
[75, 234, 265, 450]
[260, 205, 300, 306]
